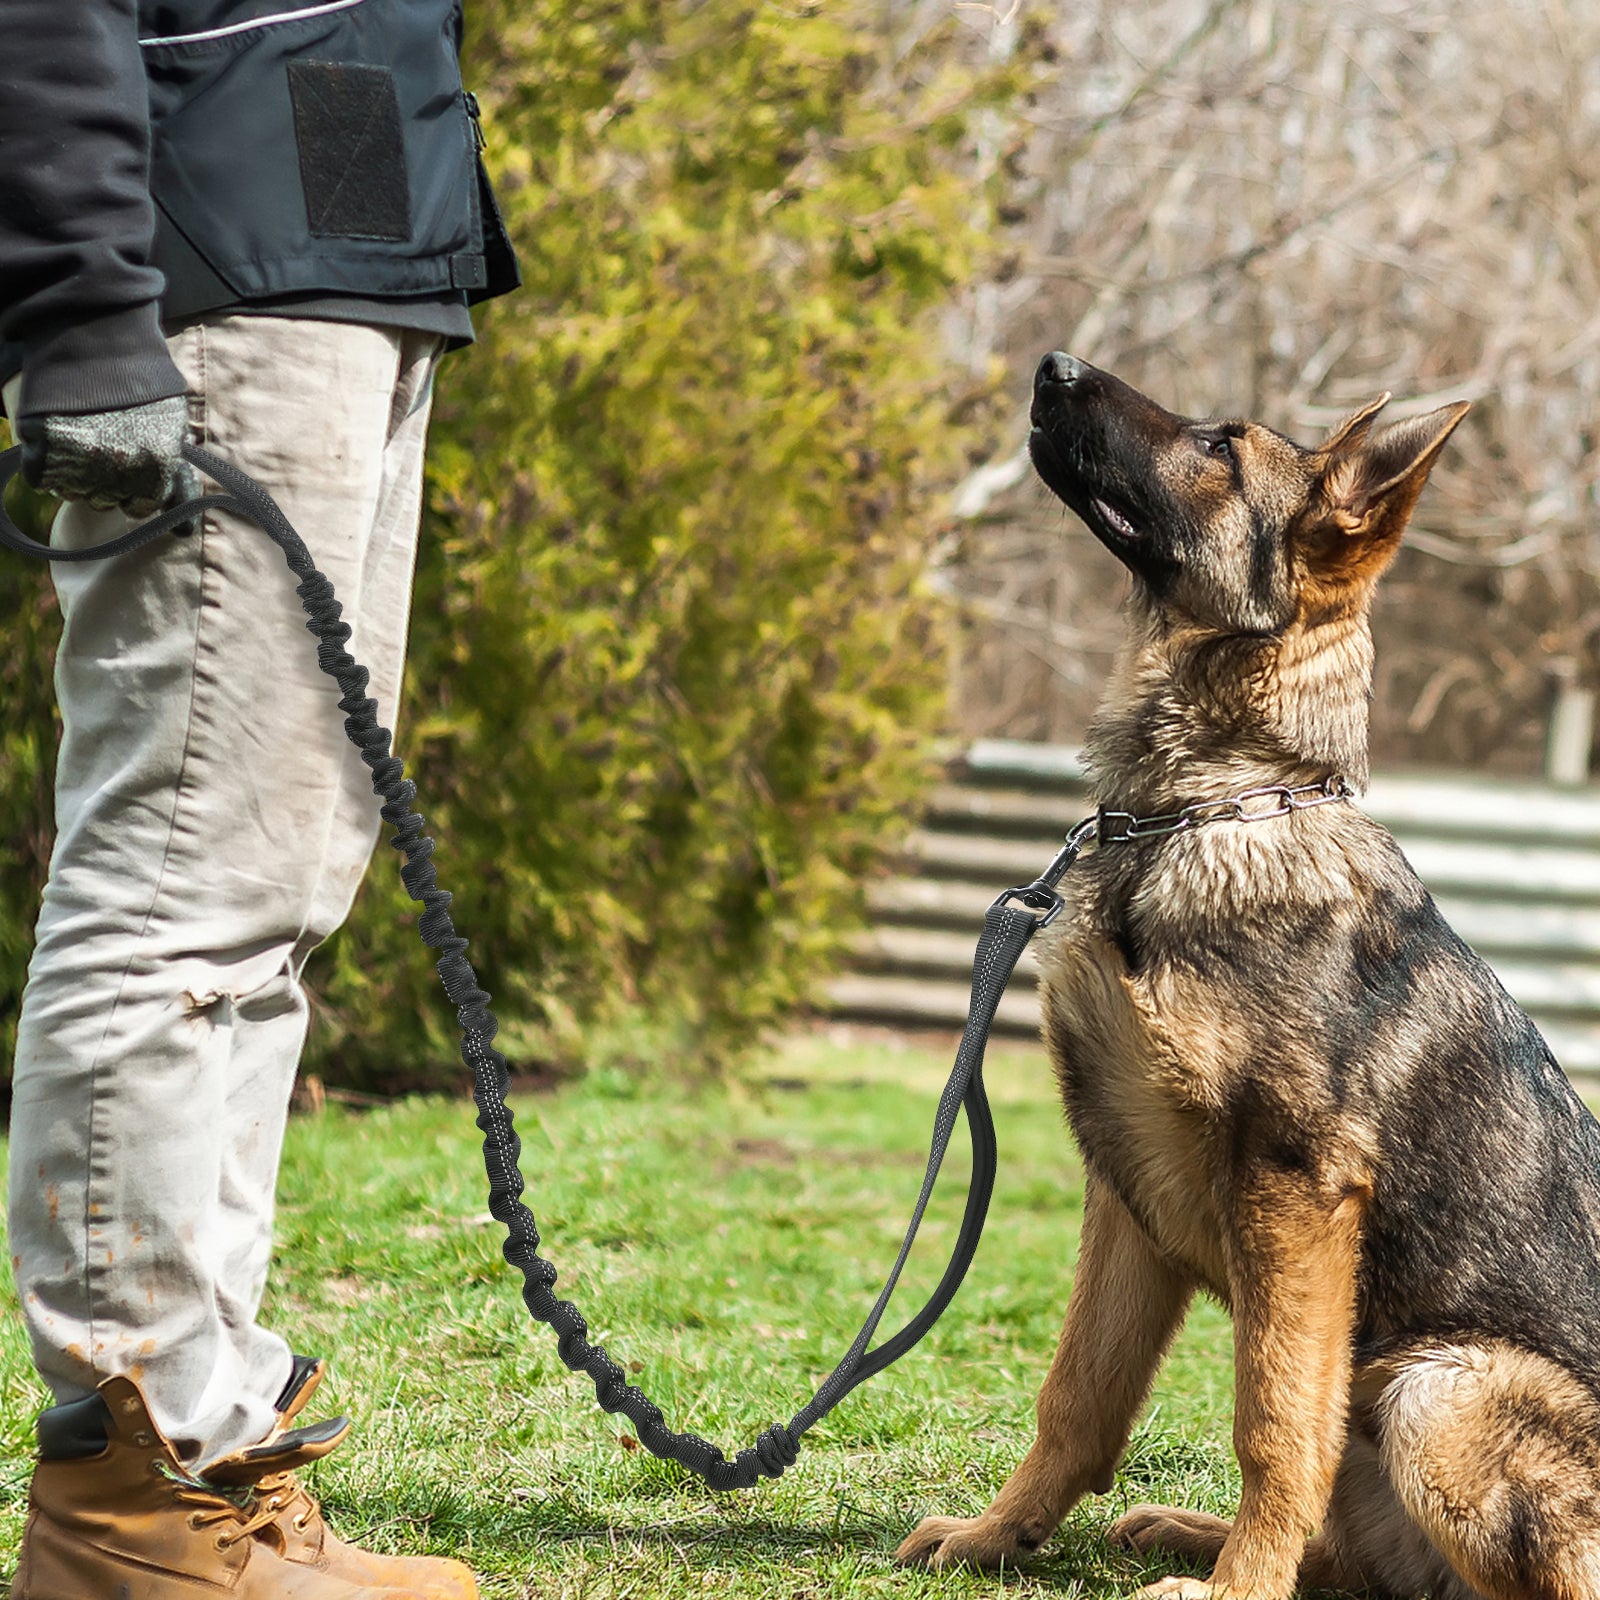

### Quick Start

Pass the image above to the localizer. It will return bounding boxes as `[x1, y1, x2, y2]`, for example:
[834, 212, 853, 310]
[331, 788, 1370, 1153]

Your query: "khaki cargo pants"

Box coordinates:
[6, 317, 441, 1468]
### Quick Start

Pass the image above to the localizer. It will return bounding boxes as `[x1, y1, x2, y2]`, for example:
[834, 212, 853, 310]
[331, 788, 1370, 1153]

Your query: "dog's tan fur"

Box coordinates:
[895, 357, 1600, 1598]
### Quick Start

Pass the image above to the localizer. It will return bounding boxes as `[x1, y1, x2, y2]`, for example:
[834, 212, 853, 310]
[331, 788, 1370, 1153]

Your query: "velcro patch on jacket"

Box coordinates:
[287, 61, 413, 242]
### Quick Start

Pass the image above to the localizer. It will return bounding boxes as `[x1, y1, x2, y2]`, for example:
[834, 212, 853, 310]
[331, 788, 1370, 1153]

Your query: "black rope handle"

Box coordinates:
[0, 442, 1054, 1489]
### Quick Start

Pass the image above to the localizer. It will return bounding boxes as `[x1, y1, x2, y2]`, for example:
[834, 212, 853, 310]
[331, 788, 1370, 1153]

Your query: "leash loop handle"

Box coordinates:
[0, 440, 1052, 1491]
[0, 444, 225, 561]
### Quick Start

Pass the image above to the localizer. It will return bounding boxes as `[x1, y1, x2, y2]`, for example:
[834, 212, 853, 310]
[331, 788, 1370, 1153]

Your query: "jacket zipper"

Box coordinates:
[463, 91, 487, 152]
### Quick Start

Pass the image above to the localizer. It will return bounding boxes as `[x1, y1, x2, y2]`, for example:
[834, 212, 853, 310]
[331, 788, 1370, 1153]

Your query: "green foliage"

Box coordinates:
[0, 432, 60, 1078]
[0, 2, 1006, 1092]
[308, 2, 1002, 1089]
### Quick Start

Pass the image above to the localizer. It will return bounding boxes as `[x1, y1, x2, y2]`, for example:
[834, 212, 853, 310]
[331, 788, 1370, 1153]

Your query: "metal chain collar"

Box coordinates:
[1096, 774, 1353, 842]
[994, 774, 1352, 929]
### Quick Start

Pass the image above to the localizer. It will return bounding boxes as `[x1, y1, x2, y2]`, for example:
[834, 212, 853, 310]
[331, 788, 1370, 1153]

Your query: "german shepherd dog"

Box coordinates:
[895, 354, 1600, 1599]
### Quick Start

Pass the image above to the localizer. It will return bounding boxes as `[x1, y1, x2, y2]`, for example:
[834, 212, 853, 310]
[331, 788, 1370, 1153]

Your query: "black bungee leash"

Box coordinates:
[0, 441, 1086, 1490]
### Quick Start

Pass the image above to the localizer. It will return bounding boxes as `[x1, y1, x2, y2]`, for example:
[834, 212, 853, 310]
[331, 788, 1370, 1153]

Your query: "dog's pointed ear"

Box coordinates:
[1320, 393, 1392, 457]
[1305, 401, 1470, 582]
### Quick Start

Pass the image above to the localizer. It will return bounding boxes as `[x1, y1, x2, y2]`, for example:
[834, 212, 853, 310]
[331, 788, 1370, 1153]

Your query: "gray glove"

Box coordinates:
[18, 394, 200, 521]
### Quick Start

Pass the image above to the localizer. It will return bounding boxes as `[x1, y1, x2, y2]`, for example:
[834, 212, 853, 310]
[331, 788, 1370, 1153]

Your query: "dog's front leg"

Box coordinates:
[1194, 1177, 1364, 1600]
[895, 1175, 1191, 1571]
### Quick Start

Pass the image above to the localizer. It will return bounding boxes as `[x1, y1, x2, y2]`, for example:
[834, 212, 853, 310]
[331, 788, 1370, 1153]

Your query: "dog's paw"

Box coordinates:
[1131, 1578, 1217, 1600]
[1111, 1504, 1186, 1553]
[1109, 1503, 1232, 1560]
[893, 1513, 1044, 1570]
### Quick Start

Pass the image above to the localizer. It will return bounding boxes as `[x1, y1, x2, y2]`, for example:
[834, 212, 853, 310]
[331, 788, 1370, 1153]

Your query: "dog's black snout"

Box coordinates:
[1035, 351, 1083, 390]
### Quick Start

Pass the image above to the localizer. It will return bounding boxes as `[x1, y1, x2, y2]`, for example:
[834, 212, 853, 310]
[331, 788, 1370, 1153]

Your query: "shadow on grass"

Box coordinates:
[488, 1516, 1347, 1598]
[322, 1475, 1203, 1592]
[506, 1516, 1158, 1590]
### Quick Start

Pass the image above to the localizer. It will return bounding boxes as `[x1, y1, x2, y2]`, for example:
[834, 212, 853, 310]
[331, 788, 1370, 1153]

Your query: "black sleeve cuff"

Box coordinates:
[16, 302, 188, 418]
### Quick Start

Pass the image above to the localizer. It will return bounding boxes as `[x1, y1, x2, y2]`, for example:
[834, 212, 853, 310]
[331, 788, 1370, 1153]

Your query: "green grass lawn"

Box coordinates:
[0, 1030, 1241, 1596]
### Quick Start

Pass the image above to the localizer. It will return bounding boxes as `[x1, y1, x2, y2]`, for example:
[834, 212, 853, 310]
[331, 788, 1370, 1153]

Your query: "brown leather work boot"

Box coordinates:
[231, 1470, 478, 1600]
[202, 1358, 477, 1600]
[12, 1374, 474, 1600]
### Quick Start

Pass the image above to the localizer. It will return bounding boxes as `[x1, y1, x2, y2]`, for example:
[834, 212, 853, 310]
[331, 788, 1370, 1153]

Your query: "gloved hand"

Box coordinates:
[17, 394, 200, 521]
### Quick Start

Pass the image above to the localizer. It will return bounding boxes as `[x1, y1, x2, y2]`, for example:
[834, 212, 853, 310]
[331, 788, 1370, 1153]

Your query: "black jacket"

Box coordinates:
[0, 0, 518, 420]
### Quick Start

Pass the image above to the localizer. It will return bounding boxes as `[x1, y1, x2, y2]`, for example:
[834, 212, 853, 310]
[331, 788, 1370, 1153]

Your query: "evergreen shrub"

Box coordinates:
[0, 1, 1004, 1092]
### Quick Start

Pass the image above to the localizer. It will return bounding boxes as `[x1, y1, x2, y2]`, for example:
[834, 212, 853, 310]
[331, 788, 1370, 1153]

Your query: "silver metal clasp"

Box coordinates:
[991, 816, 1099, 928]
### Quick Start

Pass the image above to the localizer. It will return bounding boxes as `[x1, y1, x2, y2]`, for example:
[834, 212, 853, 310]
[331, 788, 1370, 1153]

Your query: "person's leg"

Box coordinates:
[205, 326, 444, 1434]
[7, 317, 440, 1469]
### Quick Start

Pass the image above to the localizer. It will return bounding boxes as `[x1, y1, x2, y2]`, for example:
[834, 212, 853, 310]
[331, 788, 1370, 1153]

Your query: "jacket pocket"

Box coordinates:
[142, 0, 486, 302]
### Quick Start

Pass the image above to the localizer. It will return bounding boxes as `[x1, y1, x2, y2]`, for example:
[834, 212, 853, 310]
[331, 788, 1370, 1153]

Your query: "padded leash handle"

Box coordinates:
[0, 441, 1060, 1488]
[0, 445, 228, 560]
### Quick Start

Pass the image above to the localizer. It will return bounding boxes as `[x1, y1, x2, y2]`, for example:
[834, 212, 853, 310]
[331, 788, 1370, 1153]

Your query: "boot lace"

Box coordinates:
[250, 1470, 321, 1537]
[171, 1479, 288, 1549]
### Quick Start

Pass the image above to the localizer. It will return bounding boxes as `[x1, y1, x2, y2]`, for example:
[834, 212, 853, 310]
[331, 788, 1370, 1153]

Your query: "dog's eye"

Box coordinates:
[1204, 436, 1234, 461]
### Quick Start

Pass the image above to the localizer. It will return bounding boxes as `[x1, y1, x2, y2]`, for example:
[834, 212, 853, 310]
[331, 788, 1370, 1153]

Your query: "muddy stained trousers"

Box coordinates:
[5, 317, 442, 1470]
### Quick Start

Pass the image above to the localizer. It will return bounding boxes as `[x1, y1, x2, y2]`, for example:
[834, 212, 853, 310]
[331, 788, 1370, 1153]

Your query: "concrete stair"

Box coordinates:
[829, 739, 1600, 1084]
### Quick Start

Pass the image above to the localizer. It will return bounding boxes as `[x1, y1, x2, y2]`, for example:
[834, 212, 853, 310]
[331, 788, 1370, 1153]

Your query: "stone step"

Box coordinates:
[823, 972, 1044, 1036]
[865, 877, 1600, 963]
[900, 828, 1600, 906]
[850, 923, 1600, 1021]
[852, 923, 1045, 980]
[823, 970, 1600, 1082]
[939, 760, 1600, 850]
